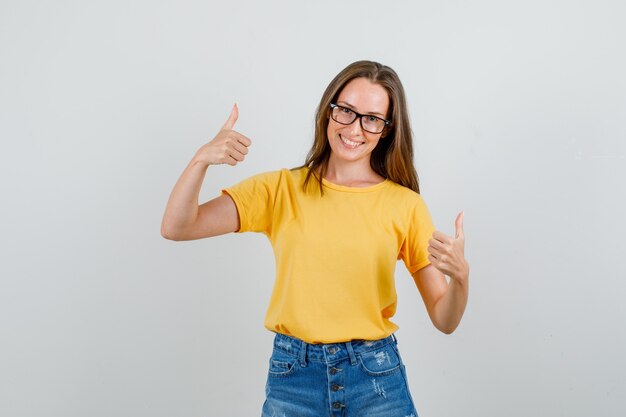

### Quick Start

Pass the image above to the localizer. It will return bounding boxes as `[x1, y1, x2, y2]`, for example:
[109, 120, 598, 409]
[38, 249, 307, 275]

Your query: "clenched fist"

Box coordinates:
[194, 104, 252, 166]
[428, 211, 469, 285]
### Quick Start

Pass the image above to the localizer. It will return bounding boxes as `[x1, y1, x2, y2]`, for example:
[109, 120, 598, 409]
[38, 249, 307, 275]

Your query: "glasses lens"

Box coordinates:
[331, 105, 387, 133]
[362, 116, 385, 134]
[332, 106, 356, 124]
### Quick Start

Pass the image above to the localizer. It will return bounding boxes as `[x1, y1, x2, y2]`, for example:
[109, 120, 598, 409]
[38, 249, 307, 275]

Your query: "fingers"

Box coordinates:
[231, 140, 249, 156]
[213, 141, 246, 165]
[235, 132, 252, 147]
[428, 230, 456, 263]
[428, 245, 452, 276]
[224, 154, 239, 166]
[455, 211, 465, 239]
[221, 133, 250, 159]
[427, 211, 468, 281]
[427, 252, 440, 263]
[205, 103, 253, 166]
[219, 129, 251, 147]
[428, 237, 446, 252]
[428, 240, 447, 262]
[221, 103, 239, 131]
[228, 146, 246, 162]
[220, 104, 251, 145]
[432, 230, 452, 244]
[219, 104, 251, 146]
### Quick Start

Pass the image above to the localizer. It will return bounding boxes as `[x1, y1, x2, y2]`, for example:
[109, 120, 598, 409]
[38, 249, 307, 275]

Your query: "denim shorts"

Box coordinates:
[261, 332, 419, 417]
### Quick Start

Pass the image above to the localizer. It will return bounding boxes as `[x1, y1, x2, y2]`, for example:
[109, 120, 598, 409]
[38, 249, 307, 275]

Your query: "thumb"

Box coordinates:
[455, 211, 465, 239]
[221, 103, 238, 130]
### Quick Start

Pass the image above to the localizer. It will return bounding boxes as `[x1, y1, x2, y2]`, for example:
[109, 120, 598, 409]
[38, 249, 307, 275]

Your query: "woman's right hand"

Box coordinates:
[194, 104, 252, 166]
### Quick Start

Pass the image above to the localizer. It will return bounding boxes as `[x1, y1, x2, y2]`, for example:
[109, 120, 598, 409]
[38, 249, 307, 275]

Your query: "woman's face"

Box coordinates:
[326, 77, 390, 166]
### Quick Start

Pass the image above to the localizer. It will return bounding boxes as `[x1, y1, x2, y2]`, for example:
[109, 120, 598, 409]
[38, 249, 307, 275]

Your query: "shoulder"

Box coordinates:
[384, 181, 430, 210]
[231, 168, 288, 185]
[251, 166, 307, 180]
[228, 167, 308, 191]
[243, 168, 283, 181]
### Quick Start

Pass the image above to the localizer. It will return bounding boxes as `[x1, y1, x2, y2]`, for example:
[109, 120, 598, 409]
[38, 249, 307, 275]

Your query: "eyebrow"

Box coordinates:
[336, 101, 386, 118]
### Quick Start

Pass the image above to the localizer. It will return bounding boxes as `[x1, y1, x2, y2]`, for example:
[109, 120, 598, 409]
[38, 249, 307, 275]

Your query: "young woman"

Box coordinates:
[161, 60, 469, 417]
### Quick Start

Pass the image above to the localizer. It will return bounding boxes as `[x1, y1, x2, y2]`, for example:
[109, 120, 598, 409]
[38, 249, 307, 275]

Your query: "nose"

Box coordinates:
[346, 115, 364, 136]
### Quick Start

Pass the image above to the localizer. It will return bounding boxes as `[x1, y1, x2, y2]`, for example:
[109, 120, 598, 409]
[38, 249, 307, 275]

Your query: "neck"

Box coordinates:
[324, 155, 383, 185]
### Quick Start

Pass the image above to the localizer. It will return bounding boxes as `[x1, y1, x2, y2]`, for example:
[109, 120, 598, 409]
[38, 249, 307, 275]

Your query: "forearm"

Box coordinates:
[431, 274, 469, 334]
[161, 155, 210, 238]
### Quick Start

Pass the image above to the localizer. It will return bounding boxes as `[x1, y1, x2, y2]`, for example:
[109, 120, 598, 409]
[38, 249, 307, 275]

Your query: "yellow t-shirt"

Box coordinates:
[222, 167, 435, 344]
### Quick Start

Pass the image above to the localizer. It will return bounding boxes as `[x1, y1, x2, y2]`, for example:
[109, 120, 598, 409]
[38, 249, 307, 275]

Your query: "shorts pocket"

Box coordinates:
[357, 342, 402, 376]
[267, 347, 299, 378]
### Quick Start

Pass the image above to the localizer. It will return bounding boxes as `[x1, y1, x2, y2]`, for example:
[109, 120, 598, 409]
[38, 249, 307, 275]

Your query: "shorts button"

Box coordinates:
[329, 367, 338, 375]
[331, 383, 343, 391]
[332, 402, 342, 409]
[328, 347, 338, 354]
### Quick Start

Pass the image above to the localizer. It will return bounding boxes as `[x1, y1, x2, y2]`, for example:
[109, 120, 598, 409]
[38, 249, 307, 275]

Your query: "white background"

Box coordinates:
[1, 1, 625, 416]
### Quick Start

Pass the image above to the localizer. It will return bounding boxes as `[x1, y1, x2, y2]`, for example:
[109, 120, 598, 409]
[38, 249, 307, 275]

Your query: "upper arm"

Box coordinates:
[172, 193, 240, 241]
[411, 264, 448, 319]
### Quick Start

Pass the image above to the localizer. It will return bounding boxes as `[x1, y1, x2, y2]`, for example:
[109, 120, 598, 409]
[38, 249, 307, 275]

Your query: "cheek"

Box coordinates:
[325, 125, 335, 149]
[327, 122, 338, 139]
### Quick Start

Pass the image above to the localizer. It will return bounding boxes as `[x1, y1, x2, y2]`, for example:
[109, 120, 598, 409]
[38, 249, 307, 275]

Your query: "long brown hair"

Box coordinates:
[296, 60, 421, 195]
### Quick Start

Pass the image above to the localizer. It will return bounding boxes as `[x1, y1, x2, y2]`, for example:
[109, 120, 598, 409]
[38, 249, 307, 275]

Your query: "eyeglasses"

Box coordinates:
[329, 103, 391, 134]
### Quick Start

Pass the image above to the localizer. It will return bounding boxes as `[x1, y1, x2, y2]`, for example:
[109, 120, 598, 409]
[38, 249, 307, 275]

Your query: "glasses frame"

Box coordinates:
[329, 103, 391, 134]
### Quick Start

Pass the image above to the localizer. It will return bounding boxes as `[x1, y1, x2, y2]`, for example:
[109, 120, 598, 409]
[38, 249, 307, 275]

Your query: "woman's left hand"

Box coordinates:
[428, 211, 469, 286]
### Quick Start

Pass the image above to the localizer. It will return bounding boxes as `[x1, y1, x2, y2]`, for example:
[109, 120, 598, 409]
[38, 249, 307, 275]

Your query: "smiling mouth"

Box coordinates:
[340, 135, 364, 149]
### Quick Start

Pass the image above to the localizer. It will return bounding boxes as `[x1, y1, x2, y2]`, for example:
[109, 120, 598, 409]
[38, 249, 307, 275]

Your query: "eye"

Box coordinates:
[366, 116, 380, 123]
[340, 107, 353, 115]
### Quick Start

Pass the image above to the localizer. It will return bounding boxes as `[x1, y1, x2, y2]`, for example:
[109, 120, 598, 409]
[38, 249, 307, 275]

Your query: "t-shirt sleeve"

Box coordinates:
[398, 195, 436, 274]
[220, 170, 280, 236]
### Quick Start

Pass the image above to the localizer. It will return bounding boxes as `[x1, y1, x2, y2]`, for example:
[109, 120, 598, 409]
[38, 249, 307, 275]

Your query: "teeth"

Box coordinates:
[340, 135, 362, 148]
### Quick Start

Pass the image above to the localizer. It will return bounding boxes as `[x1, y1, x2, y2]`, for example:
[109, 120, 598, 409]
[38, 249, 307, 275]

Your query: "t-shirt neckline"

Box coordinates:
[320, 175, 390, 193]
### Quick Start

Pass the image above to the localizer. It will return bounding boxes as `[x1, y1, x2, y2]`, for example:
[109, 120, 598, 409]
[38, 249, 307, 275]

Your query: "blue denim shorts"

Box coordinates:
[262, 332, 419, 417]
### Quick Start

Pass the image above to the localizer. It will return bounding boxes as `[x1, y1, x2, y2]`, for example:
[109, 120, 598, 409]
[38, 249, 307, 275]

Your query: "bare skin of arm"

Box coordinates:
[161, 104, 251, 241]
[411, 212, 470, 334]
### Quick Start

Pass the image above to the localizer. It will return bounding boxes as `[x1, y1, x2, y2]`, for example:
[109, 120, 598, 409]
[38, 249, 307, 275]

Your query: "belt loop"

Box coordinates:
[299, 339, 308, 367]
[345, 341, 357, 366]
[391, 333, 397, 343]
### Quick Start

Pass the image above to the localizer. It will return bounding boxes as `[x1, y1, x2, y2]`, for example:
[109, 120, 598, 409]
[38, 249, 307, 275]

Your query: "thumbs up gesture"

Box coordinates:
[195, 104, 252, 166]
[428, 211, 469, 285]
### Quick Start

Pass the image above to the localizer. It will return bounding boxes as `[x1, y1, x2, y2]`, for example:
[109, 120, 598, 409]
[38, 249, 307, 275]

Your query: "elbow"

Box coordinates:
[161, 231, 177, 241]
[161, 221, 181, 241]
[438, 326, 456, 335]
[161, 228, 176, 241]
[434, 320, 459, 335]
